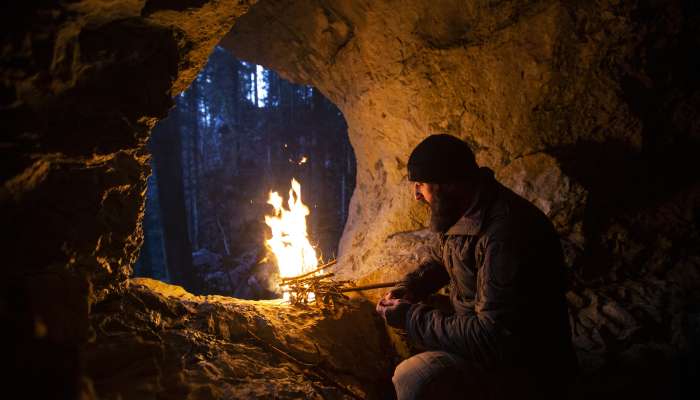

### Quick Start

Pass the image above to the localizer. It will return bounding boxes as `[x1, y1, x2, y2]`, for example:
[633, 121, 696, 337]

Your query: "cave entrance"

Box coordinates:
[133, 46, 356, 299]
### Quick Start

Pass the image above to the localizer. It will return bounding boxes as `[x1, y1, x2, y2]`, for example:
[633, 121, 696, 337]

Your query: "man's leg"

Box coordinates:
[392, 351, 484, 400]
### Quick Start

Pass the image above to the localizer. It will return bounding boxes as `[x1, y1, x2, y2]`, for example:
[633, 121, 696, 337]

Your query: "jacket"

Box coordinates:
[400, 168, 577, 374]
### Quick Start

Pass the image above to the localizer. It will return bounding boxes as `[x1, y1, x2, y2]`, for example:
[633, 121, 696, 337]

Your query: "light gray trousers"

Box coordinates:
[392, 351, 486, 400]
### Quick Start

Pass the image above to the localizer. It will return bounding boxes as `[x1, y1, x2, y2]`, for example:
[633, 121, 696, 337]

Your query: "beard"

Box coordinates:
[428, 186, 466, 233]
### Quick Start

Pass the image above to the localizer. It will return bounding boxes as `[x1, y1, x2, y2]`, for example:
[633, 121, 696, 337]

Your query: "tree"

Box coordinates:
[148, 105, 199, 292]
[138, 46, 356, 296]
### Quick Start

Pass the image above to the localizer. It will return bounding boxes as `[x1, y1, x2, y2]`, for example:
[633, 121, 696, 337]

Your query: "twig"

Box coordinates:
[280, 259, 338, 282]
[245, 328, 318, 367]
[283, 272, 334, 285]
[338, 281, 401, 293]
[245, 328, 363, 399]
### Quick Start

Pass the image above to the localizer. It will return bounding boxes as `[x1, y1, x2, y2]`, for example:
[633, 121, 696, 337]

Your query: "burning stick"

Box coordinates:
[282, 274, 345, 306]
[285, 272, 335, 285]
[282, 275, 402, 307]
[280, 259, 337, 283]
[263, 179, 399, 307]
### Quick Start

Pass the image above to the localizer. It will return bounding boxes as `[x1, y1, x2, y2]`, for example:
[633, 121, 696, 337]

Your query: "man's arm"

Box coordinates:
[390, 239, 449, 301]
[405, 233, 524, 366]
[391, 260, 449, 301]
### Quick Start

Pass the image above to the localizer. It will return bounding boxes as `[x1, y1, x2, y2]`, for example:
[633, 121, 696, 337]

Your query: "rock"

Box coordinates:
[497, 153, 587, 239]
[2, 1, 256, 398]
[3, 0, 700, 398]
[343, 229, 438, 293]
[222, 0, 692, 288]
[85, 278, 395, 399]
[497, 152, 587, 267]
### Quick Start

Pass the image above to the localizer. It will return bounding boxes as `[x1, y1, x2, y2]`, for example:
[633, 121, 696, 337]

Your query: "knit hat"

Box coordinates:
[407, 134, 479, 183]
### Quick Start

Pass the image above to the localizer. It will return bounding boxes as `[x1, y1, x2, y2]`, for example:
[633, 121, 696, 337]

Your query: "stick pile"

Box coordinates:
[279, 260, 400, 308]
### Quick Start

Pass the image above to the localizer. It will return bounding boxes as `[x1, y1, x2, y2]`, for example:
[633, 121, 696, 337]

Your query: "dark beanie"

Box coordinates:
[407, 134, 478, 183]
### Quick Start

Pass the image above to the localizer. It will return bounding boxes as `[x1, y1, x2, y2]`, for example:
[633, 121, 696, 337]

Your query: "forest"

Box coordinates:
[134, 46, 355, 299]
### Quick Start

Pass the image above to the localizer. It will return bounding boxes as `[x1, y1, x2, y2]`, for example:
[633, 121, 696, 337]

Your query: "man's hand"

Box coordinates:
[376, 297, 412, 329]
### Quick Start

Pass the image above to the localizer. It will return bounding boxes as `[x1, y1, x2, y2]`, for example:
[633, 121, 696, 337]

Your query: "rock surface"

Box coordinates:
[85, 278, 394, 399]
[2, 0, 699, 398]
[223, 0, 698, 283]
[224, 0, 700, 396]
[2, 1, 256, 397]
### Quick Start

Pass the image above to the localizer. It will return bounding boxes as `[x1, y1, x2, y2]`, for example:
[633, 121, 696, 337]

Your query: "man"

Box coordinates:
[376, 134, 577, 400]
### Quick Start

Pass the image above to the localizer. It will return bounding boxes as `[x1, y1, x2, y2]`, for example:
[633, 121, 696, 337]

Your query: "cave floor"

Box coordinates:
[85, 278, 395, 399]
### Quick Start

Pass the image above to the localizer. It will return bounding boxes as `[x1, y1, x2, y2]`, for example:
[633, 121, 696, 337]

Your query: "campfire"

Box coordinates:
[264, 179, 398, 307]
[264, 178, 319, 298]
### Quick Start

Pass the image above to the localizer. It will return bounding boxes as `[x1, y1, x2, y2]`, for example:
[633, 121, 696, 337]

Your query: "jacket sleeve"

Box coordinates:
[405, 233, 524, 366]
[395, 239, 449, 301]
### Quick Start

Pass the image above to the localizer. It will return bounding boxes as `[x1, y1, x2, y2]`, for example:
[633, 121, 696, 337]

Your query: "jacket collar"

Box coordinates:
[445, 211, 484, 235]
[444, 167, 497, 236]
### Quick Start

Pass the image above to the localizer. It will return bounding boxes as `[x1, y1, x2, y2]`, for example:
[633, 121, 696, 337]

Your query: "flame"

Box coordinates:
[265, 179, 318, 300]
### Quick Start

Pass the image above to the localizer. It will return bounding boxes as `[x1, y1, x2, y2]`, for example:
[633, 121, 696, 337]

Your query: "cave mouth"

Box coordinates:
[134, 46, 356, 299]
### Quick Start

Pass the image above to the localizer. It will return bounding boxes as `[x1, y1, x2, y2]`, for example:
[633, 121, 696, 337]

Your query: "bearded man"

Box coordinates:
[376, 134, 577, 400]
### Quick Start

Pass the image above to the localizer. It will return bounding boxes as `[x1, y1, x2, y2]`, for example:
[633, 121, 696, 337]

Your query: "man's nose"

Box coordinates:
[414, 187, 424, 201]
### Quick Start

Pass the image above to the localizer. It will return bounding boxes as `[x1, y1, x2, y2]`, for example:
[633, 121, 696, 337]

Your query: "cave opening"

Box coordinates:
[133, 46, 356, 299]
[5, 1, 700, 399]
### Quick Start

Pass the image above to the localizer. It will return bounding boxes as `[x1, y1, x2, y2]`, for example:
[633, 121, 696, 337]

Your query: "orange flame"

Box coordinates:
[265, 179, 318, 300]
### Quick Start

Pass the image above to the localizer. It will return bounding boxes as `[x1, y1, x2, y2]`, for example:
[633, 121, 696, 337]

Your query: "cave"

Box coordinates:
[134, 48, 356, 299]
[3, 1, 699, 399]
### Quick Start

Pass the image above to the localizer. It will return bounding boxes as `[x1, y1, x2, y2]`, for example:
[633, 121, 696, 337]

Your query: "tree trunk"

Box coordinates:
[186, 82, 201, 250]
[253, 65, 259, 107]
[149, 107, 198, 293]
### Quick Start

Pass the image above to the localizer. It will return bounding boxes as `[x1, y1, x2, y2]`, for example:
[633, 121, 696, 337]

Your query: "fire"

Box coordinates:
[264, 179, 319, 300]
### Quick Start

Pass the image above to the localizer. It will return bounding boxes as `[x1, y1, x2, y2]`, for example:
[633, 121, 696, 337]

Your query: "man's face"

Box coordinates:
[413, 182, 437, 205]
[413, 181, 464, 233]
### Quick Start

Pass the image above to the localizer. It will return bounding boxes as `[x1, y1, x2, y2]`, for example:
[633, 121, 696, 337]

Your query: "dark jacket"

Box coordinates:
[400, 168, 577, 377]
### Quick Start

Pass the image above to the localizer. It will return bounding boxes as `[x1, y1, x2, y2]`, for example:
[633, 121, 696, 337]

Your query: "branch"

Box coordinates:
[280, 259, 337, 283]
[338, 281, 400, 293]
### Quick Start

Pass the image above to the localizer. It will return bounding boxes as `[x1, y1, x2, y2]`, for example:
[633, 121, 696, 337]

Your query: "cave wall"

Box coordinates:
[2, 0, 699, 398]
[2, 1, 256, 397]
[223, 0, 698, 281]
[223, 0, 700, 395]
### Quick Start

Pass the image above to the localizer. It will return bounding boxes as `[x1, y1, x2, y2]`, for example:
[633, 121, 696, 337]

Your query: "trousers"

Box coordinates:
[392, 350, 573, 400]
[392, 351, 487, 400]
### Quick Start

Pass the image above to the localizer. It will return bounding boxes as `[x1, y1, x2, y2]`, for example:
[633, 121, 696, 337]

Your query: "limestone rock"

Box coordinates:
[223, 0, 700, 395]
[3, 0, 699, 398]
[497, 152, 587, 266]
[349, 229, 439, 301]
[222, 0, 694, 285]
[497, 153, 587, 237]
[3, 1, 255, 397]
[86, 278, 395, 399]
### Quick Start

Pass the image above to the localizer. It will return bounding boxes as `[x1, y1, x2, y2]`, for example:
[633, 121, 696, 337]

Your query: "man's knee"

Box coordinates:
[391, 357, 419, 392]
[392, 351, 471, 400]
